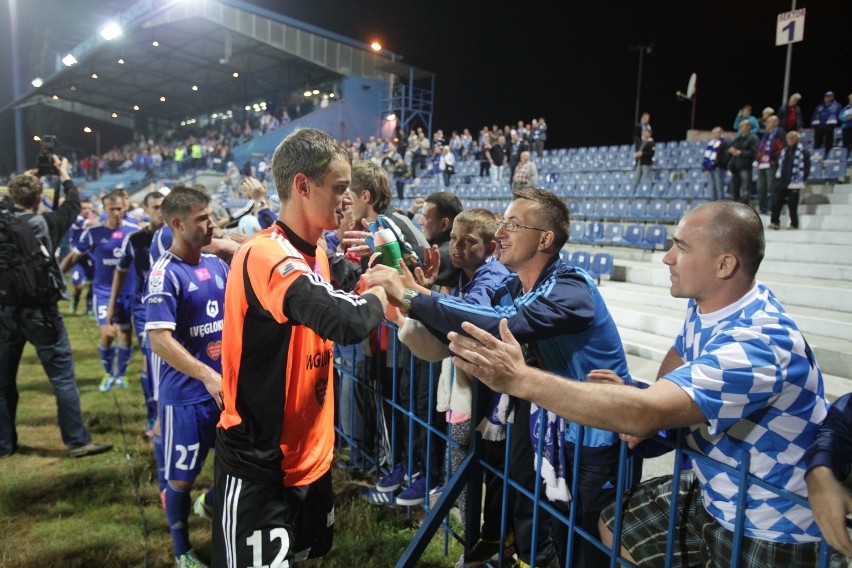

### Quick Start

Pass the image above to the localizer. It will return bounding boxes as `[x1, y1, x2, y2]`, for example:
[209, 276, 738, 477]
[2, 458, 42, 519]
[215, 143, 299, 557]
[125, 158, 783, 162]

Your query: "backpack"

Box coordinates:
[0, 208, 65, 307]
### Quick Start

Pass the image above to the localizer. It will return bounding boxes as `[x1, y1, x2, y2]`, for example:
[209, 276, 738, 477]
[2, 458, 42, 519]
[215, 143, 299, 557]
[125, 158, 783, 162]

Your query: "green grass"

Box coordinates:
[0, 302, 461, 567]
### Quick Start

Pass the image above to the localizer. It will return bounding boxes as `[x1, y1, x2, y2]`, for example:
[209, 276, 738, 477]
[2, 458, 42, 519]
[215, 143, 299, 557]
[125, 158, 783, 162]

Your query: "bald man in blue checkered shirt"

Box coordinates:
[448, 201, 845, 567]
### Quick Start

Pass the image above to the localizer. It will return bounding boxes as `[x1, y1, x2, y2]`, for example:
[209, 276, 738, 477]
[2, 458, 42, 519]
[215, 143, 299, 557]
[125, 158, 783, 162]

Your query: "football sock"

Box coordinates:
[165, 482, 192, 557]
[98, 345, 115, 377]
[116, 344, 132, 378]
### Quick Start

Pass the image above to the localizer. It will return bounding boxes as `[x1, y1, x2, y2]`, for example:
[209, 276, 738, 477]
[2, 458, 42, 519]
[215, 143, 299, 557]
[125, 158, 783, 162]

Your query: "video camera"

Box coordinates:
[35, 135, 60, 177]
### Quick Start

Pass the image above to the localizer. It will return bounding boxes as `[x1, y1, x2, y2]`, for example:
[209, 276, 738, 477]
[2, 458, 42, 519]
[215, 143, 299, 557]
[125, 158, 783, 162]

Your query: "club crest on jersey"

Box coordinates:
[195, 268, 211, 281]
[206, 299, 219, 318]
[113, 247, 123, 258]
[215, 274, 224, 289]
[149, 269, 165, 293]
[206, 340, 222, 361]
[315, 373, 329, 407]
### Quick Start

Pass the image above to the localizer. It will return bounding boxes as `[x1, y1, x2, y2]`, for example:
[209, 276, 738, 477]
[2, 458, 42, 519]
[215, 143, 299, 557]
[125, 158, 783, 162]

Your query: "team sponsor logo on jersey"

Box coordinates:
[149, 269, 165, 293]
[206, 340, 222, 361]
[112, 230, 123, 239]
[147, 296, 164, 304]
[206, 299, 219, 318]
[306, 347, 332, 370]
[189, 319, 223, 338]
[195, 268, 211, 281]
[215, 274, 224, 289]
[187, 281, 199, 292]
[315, 373, 329, 407]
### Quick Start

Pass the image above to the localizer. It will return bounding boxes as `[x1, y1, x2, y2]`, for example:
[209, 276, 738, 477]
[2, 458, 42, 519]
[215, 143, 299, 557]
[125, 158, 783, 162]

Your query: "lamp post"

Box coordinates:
[630, 43, 654, 126]
[83, 126, 100, 156]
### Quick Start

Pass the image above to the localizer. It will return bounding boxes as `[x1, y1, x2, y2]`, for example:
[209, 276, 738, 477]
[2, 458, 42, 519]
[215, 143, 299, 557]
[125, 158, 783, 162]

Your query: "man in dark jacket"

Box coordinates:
[769, 130, 810, 230]
[727, 121, 759, 204]
[0, 156, 112, 459]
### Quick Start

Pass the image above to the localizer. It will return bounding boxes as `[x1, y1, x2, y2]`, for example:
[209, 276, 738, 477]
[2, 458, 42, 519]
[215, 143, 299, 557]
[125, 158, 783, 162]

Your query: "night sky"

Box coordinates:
[2, 0, 850, 173]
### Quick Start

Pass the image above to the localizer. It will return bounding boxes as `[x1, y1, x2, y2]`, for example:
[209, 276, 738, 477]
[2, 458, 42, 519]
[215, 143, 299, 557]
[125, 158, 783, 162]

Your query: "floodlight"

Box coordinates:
[62, 54, 78, 66]
[31, 78, 44, 88]
[100, 21, 123, 41]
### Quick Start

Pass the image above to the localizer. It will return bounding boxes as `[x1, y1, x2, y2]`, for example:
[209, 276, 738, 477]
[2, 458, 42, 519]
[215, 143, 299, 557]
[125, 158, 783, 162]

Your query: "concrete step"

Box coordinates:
[799, 203, 852, 216]
[619, 257, 852, 297]
[796, 214, 852, 231]
[763, 241, 850, 265]
[608, 295, 852, 380]
[762, 227, 852, 246]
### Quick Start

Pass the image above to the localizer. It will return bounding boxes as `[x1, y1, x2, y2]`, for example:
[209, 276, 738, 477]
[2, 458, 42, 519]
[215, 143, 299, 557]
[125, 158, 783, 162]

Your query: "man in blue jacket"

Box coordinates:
[365, 188, 634, 567]
[810, 91, 842, 153]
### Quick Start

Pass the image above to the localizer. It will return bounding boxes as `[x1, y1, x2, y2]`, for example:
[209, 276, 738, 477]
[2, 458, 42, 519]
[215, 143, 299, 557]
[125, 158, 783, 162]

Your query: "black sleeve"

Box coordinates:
[328, 253, 363, 292]
[283, 273, 383, 345]
[803, 150, 811, 180]
[44, 180, 80, 253]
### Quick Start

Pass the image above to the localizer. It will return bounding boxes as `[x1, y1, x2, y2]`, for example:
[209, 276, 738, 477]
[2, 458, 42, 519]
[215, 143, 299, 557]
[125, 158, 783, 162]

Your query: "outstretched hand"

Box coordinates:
[413, 244, 440, 288]
[448, 319, 526, 397]
[806, 466, 852, 557]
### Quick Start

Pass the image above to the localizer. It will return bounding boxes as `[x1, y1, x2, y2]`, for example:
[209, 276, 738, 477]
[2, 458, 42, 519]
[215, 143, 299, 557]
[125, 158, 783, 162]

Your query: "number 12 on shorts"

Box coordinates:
[246, 528, 290, 568]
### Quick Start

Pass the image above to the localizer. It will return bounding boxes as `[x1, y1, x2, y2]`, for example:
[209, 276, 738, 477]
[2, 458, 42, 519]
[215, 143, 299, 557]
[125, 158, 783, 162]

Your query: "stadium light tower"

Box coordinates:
[630, 43, 653, 126]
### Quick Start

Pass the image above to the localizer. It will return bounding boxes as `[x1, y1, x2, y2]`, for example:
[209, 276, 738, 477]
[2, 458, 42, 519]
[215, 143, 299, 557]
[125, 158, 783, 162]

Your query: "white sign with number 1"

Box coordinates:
[776, 8, 805, 46]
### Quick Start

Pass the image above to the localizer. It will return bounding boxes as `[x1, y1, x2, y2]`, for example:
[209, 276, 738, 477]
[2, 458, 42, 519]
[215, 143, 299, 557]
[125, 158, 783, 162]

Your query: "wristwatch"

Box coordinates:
[400, 288, 419, 312]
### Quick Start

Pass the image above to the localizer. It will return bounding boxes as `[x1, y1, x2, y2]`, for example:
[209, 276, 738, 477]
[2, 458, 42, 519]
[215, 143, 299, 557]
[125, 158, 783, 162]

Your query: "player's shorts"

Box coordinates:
[92, 292, 132, 328]
[131, 299, 147, 347]
[70, 257, 95, 285]
[212, 466, 334, 567]
[160, 397, 219, 483]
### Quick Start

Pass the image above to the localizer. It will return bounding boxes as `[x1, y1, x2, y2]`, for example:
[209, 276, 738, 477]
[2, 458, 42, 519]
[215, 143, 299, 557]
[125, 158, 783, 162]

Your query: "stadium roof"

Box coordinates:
[4, 0, 433, 127]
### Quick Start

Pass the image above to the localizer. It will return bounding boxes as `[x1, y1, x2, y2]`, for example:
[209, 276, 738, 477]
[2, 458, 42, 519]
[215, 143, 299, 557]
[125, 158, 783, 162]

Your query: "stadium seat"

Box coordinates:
[642, 224, 668, 250]
[567, 200, 580, 217]
[559, 248, 571, 264]
[589, 252, 614, 282]
[600, 222, 625, 245]
[596, 199, 614, 219]
[569, 220, 586, 243]
[612, 198, 630, 220]
[623, 223, 645, 247]
[580, 200, 596, 219]
[585, 221, 605, 243]
[647, 199, 666, 220]
[663, 198, 688, 222]
[569, 250, 591, 271]
[628, 199, 648, 221]
[635, 182, 653, 199]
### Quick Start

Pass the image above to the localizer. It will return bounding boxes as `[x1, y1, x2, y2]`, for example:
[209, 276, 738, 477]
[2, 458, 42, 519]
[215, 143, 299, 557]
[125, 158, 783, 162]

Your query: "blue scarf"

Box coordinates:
[702, 138, 722, 171]
[777, 143, 806, 187]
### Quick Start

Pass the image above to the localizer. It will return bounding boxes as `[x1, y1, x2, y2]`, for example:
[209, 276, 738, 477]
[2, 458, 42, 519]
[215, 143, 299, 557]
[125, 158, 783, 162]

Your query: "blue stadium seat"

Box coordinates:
[628, 199, 648, 221]
[596, 199, 614, 219]
[623, 223, 644, 247]
[663, 198, 688, 222]
[569, 250, 591, 271]
[585, 221, 605, 243]
[600, 222, 625, 245]
[580, 200, 596, 219]
[567, 200, 581, 217]
[642, 224, 668, 250]
[647, 199, 666, 220]
[612, 198, 630, 220]
[559, 248, 571, 264]
[634, 182, 653, 199]
[827, 147, 848, 161]
[651, 181, 669, 199]
[589, 252, 615, 281]
[569, 220, 586, 243]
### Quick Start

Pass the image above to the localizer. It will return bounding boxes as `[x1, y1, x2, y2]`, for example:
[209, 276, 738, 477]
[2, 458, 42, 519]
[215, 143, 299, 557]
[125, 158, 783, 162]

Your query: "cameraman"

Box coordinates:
[0, 155, 112, 458]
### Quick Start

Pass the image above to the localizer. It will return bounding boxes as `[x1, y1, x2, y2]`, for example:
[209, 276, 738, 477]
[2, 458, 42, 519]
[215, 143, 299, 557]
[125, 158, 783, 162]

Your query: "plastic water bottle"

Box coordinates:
[373, 227, 403, 274]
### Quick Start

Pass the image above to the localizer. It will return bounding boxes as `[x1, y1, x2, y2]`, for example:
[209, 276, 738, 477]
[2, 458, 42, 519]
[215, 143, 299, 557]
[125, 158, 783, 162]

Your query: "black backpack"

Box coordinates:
[0, 208, 65, 307]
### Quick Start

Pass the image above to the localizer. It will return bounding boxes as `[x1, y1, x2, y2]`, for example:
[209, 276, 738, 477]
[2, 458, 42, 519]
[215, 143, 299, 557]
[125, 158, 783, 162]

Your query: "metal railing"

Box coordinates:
[334, 323, 840, 567]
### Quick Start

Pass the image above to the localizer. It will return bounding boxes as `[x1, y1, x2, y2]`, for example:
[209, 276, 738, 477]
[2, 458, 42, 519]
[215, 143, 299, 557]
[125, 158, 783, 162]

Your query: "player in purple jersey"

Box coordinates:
[146, 187, 228, 568]
[107, 191, 165, 437]
[61, 199, 96, 316]
[61, 190, 140, 392]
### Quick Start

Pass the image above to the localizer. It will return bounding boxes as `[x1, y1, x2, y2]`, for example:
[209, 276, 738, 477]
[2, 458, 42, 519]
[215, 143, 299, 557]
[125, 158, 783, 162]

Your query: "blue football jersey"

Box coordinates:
[73, 221, 140, 295]
[145, 251, 229, 405]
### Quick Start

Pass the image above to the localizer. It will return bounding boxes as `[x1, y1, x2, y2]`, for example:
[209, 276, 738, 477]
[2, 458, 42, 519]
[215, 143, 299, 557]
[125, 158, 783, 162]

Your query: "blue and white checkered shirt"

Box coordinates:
[664, 283, 828, 543]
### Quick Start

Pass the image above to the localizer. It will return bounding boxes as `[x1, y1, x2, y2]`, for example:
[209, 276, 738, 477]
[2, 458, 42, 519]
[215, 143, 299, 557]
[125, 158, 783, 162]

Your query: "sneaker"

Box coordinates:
[361, 487, 399, 507]
[395, 478, 442, 507]
[193, 493, 213, 520]
[464, 532, 516, 567]
[114, 376, 127, 389]
[68, 441, 113, 458]
[767, 223, 780, 230]
[176, 549, 208, 568]
[376, 462, 419, 493]
[99, 374, 115, 392]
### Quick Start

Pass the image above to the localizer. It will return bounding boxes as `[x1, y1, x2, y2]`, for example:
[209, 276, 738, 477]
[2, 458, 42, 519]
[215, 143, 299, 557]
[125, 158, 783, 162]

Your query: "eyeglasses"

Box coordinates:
[496, 220, 548, 233]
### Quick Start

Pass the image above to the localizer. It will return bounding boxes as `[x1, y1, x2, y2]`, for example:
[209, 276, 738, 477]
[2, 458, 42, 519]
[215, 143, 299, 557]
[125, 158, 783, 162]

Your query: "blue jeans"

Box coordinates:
[0, 305, 91, 455]
[708, 168, 726, 200]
